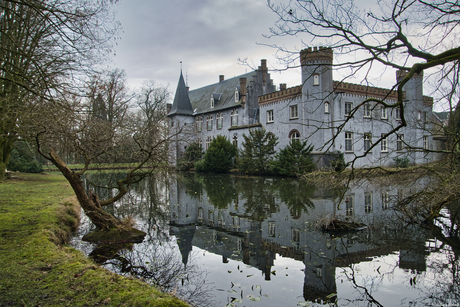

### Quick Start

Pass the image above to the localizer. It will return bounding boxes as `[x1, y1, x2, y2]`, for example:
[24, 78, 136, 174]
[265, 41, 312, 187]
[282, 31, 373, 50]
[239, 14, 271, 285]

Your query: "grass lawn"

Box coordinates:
[0, 173, 188, 307]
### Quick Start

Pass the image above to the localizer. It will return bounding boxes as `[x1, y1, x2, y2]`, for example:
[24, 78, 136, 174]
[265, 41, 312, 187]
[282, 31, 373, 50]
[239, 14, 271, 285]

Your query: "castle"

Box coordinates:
[168, 47, 434, 168]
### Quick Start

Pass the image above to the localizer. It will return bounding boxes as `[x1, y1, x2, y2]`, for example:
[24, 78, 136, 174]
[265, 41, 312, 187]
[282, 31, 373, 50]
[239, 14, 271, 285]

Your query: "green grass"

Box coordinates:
[0, 173, 188, 306]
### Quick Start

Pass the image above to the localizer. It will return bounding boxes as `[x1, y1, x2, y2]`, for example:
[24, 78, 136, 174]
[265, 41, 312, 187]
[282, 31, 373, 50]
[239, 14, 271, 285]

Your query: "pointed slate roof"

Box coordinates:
[168, 71, 194, 116]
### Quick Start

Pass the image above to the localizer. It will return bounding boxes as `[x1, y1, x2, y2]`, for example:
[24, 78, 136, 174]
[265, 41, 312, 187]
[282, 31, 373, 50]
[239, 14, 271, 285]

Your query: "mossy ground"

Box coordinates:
[0, 173, 188, 307]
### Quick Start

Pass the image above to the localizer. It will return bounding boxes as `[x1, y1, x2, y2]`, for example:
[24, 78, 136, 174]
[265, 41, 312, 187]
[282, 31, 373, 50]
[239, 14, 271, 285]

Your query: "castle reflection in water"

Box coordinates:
[168, 174, 432, 302]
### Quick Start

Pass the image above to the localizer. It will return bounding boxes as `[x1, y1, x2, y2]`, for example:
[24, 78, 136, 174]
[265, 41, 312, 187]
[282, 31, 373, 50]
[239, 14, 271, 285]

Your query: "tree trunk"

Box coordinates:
[49, 149, 122, 230]
[0, 135, 15, 181]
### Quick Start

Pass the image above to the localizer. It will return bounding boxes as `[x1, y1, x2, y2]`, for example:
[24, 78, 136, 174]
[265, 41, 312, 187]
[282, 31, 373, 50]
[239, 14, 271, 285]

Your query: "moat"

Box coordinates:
[71, 172, 459, 307]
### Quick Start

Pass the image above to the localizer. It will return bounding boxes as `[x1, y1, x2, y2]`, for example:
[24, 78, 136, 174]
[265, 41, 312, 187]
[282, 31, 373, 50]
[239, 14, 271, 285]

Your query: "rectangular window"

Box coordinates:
[269, 222, 276, 237]
[231, 109, 238, 126]
[267, 110, 274, 123]
[345, 132, 353, 152]
[364, 104, 371, 118]
[232, 135, 238, 147]
[206, 136, 212, 150]
[397, 134, 404, 151]
[345, 195, 354, 216]
[381, 191, 390, 210]
[395, 107, 401, 120]
[423, 136, 428, 150]
[381, 133, 388, 152]
[345, 102, 353, 116]
[196, 116, 202, 132]
[207, 115, 213, 130]
[364, 133, 372, 152]
[381, 107, 387, 119]
[217, 113, 223, 129]
[290, 105, 298, 119]
[365, 192, 373, 213]
[291, 228, 300, 246]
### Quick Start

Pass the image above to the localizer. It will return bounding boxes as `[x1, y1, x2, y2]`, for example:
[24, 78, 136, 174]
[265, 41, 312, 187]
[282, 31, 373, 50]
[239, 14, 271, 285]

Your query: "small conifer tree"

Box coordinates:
[271, 140, 315, 176]
[197, 136, 236, 173]
[237, 129, 278, 175]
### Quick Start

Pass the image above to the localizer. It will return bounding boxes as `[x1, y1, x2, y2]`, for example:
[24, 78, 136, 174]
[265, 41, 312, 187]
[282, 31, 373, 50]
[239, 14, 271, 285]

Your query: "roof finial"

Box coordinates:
[180, 61, 182, 73]
[186, 71, 188, 87]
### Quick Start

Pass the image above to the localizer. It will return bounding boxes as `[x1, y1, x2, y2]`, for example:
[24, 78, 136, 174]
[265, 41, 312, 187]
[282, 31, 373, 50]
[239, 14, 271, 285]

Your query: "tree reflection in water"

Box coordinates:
[73, 172, 460, 307]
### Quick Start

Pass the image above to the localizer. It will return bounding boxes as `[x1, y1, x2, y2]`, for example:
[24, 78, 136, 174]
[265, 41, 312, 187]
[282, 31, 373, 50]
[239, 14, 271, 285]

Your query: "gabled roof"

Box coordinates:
[168, 71, 194, 116]
[189, 71, 254, 115]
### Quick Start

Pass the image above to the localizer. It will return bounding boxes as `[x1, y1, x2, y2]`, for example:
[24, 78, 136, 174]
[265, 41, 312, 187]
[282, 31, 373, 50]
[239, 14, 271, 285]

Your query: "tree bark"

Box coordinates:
[49, 149, 122, 230]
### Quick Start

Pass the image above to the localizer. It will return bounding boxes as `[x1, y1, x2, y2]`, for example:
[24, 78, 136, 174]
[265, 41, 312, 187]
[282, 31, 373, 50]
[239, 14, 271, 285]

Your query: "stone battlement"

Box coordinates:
[300, 46, 333, 64]
[333, 81, 400, 100]
[258, 85, 302, 105]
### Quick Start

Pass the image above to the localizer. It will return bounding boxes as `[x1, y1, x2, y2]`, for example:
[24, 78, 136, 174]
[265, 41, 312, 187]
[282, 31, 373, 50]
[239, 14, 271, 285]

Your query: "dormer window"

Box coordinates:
[211, 95, 214, 108]
[235, 87, 239, 102]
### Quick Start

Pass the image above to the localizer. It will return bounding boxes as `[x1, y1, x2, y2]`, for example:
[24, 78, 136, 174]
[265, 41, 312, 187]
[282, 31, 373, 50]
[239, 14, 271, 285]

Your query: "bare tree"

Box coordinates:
[28, 72, 178, 236]
[0, 0, 119, 180]
[267, 0, 460, 221]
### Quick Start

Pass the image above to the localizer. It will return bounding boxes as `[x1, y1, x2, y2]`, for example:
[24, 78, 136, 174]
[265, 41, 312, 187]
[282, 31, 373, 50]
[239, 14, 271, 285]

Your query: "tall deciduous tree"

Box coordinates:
[30, 74, 174, 235]
[0, 0, 119, 180]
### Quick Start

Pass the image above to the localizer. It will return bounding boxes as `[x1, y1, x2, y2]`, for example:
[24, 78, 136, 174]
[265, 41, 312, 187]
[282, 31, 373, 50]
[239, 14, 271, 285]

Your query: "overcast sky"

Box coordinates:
[112, 0, 305, 92]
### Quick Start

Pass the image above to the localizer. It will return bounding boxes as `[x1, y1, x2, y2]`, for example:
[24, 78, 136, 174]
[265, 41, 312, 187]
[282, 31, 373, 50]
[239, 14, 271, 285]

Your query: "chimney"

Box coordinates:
[239, 78, 247, 104]
[280, 83, 287, 91]
[219, 75, 225, 83]
[261, 59, 267, 86]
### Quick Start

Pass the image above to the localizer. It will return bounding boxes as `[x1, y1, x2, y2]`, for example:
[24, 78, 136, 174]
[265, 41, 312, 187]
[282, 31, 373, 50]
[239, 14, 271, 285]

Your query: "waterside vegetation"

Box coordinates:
[0, 173, 188, 307]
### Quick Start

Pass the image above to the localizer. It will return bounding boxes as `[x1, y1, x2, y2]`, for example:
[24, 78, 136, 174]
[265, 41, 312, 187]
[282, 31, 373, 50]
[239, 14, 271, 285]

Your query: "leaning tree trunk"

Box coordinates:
[49, 149, 121, 230]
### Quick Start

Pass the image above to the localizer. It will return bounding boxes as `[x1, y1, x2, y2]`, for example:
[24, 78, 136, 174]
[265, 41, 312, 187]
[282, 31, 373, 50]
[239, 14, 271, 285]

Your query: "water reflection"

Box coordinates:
[72, 172, 460, 306]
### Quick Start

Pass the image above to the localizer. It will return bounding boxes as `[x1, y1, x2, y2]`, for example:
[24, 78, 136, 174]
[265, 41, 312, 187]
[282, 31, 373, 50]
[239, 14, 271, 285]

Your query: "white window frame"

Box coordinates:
[196, 116, 202, 132]
[364, 133, 372, 152]
[313, 74, 320, 86]
[345, 132, 353, 152]
[324, 102, 330, 114]
[232, 134, 238, 147]
[345, 102, 353, 116]
[289, 130, 300, 142]
[234, 87, 239, 102]
[364, 104, 371, 118]
[290, 105, 298, 119]
[397, 134, 404, 151]
[395, 107, 401, 120]
[267, 110, 274, 123]
[211, 94, 215, 108]
[207, 115, 213, 131]
[381, 133, 388, 152]
[231, 109, 238, 126]
[268, 222, 276, 237]
[381, 106, 388, 119]
[206, 136, 212, 150]
[423, 136, 429, 150]
[216, 112, 223, 129]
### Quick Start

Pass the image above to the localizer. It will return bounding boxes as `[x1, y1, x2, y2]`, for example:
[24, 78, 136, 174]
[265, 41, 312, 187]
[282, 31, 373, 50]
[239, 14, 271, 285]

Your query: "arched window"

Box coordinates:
[289, 130, 300, 141]
[324, 101, 330, 113]
[313, 74, 320, 85]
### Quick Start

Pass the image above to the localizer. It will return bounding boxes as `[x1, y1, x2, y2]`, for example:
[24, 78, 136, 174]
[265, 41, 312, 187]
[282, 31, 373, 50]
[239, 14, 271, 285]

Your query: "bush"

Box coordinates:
[197, 136, 236, 173]
[237, 129, 278, 175]
[177, 141, 203, 171]
[393, 156, 410, 168]
[7, 141, 43, 173]
[271, 140, 315, 176]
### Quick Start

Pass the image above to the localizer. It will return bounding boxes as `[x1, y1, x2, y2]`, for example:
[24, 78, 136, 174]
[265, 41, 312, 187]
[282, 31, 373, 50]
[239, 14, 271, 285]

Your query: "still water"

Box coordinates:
[71, 172, 460, 306]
